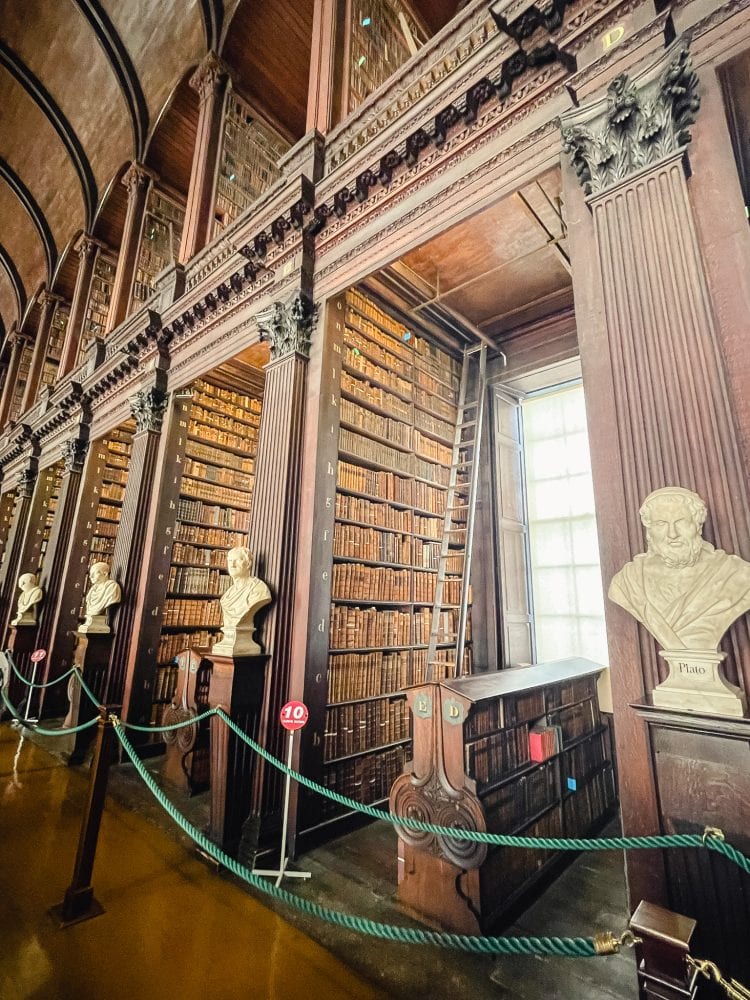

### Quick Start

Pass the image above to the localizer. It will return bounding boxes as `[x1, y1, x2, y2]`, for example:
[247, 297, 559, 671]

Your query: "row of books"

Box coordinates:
[96, 503, 121, 522]
[108, 440, 131, 456]
[332, 564, 410, 602]
[174, 523, 246, 548]
[330, 605, 412, 649]
[345, 345, 411, 399]
[183, 458, 254, 491]
[92, 521, 118, 539]
[102, 466, 128, 485]
[341, 370, 411, 421]
[193, 379, 262, 415]
[464, 688, 548, 739]
[335, 493, 412, 532]
[414, 456, 450, 488]
[191, 404, 260, 437]
[562, 730, 608, 787]
[549, 700, 597, 744]
[413, 430, 452, 467]
[340, 428, 411, 476]
[345, 303, 413, 364]
[181, 480, 250, 508]
[184, 438, 255, 475]
[167, 565, 230, 597]
[483, 759, 558, 832]
[322, 744, 410, 806]
[90, 538, 115, 555]
[154, 664, 180, 702]
[413, 538, 441, 568]
[413, 608, 469, 645]
[337, 462, 412, 504]
[411, 647, 472, 683]
[495, 809, 560, 900]
[414, 385, 456, 423]
[333, 524, 411, 564]
[345, 321, 412, 378]
[157, 629, 217, 665]
[327, 650, 409, 703]
[464, 724, 531, 785]
[563, 768, 615, 838]
[187, 419, 250, 453]
[548, 675, 598, 711]
[415, 366, 459, 404]
[323, 698, 409, 760]
[340, 398, 412, 448]
[414, 407, 454, 444]
[100, 483, 125, 502]
[176, 498, 251, 530]
[162, 599, 222, 627]
[170, 543, 227, 568]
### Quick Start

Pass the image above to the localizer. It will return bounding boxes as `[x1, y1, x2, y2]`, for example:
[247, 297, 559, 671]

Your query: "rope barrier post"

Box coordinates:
[49, 706, 114, 927]
[629, 900, 698, 1000]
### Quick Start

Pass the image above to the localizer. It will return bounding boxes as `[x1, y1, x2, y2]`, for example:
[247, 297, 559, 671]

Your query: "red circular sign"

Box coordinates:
[280, 700, 308, 731]
[30, 649, 46, 663]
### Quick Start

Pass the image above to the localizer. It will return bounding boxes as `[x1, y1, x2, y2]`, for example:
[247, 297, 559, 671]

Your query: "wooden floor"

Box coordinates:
[1, 720, 639, 999]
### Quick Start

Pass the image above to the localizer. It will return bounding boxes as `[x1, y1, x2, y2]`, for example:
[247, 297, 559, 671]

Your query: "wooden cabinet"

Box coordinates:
[390, 657, 616, 933]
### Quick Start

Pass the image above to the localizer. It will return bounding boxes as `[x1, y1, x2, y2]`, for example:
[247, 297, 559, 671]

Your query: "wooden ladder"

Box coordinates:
[426, 343, 487, 681]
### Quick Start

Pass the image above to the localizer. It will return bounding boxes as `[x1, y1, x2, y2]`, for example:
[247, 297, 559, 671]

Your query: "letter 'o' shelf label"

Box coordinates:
[30, 649, 47, 663]
[280, 700, 308, 731]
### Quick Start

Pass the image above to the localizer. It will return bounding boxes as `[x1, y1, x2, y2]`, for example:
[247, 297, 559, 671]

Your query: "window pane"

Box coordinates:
[522, 384, 608, 666]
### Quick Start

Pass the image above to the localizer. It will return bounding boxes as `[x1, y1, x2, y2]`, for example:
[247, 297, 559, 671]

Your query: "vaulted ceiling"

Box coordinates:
[0, 0, 459, 344]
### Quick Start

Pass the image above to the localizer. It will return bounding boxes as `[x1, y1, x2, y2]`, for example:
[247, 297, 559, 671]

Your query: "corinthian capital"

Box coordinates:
[130, 385, 169, 433]
[61, 436, 89, 473]
[190, 51, 229, 104]
[561, 45, 701, 196]
[257, 291, 316, 361]
[122, 162, 154, 202]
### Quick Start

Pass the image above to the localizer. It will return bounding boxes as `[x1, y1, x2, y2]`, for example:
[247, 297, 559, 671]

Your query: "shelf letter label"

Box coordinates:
[442, 698, 464, 725]
[414, 693, 432, 719]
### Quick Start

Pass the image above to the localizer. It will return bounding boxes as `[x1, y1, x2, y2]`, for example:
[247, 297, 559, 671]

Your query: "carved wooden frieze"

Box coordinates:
[561, 45, 701, 195]
[256, 292, 316, 360]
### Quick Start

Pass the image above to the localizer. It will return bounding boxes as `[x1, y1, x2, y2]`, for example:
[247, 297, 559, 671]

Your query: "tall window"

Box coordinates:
[522, 383, 608, 664]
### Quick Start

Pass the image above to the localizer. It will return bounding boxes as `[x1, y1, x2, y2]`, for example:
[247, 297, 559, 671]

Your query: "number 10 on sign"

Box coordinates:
[252, 701, 312, 886]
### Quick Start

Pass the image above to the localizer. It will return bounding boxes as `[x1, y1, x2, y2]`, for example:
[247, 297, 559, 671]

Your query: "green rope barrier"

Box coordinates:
[116, 706, 750, 873]
[121, 707, 217, 734]
[112, 718, 600, 958]
[0, 685, 101, 737]
[5, 655, 77, 690]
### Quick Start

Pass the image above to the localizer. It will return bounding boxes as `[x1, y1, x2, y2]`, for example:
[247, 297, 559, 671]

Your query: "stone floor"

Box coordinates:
[3, 720, 640, 999]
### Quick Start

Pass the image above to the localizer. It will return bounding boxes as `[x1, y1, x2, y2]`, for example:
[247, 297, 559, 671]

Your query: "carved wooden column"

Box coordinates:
[35, 434, 90, 715]
[106, 382, 169, 709]
[0, 461, 37, 629]
[59, 235, 99, 377]
[21, 292, 59, 413]
[0, 331, 28, 428]
[306, 0, 345, 133]
[246, 290, 315, 841]
[561, 41, 750, 965]
[179, 52, 229, 263]
[106, 164, 153, 334]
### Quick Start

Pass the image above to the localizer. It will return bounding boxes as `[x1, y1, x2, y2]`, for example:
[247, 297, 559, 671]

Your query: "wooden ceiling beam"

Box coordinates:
[0, 158, 57, 280]
[72, 0, 149, 159]
[0, 41, 98, 228]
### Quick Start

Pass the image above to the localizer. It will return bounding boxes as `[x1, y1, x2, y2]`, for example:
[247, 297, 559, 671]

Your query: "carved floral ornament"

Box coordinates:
[129, 385, 169, 433]
[60, 436, 89, 473]
[256, 292, 317, 360]
[560, 45, 701, 196]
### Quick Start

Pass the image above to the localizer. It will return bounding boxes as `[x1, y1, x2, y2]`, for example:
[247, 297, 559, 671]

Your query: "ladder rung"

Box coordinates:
[453, 461, 472, 470]
[461, 420, 477, 428]
[448, 504, 470, 511]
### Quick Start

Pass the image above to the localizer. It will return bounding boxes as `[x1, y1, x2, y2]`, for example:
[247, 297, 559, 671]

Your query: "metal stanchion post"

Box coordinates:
[50, 707, 114, 927]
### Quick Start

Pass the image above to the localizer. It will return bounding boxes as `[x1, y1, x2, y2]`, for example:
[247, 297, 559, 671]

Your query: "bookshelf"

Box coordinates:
[0, 489, 18, 573]
[132, 190, 185, 307]
[9, 341, 33, 424]
[79, 251, 116, 361]
[86, 423, 135, 574]
[35, 461, 64, 574]
[346, 0, 426, 113]
[318, 287, 467, 823]
[150, 373, 262, 727]
[41, 303, 68, 391]
[391, 658, 616, 933]
[212, 90, 289, 235]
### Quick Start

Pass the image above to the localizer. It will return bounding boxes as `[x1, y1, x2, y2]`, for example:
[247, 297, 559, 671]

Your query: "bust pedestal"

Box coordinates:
[655, 650, 747, 718]
[161, 647, 212, 795]
[5, 623, 41, 707]
[206, 651, 269, 858]
[66, 633, 112, 764]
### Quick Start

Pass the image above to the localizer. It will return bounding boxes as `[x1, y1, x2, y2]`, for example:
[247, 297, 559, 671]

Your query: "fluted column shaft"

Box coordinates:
[59, 236, 99, 377]
[21, 293, 59, 412]
[106, 164, 153, 333]
[0, 332, 27, 428]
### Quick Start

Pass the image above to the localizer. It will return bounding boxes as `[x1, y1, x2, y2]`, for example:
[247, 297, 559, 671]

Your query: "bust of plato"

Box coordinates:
[79, 562, 122, 634]
[213, 546, 271, 657]
[608, 487, 750, 652]
[11, 573, 43, 626]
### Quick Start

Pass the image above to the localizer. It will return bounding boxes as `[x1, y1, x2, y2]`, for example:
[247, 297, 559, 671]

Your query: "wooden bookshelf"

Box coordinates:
[391, 658, 616, 933]
[9, 341, 33, 424]
[149, 373, 262, 728]
[41, 303, 68, 391]
[132, 190, 185, 308]
[346, 0, 426, 114]
[313, 287, 469, 825]
[0, 489, 18, 574]
[212, 90, 289, 235]
[87, 424, 135, 571]
[79, 250, 116, 361]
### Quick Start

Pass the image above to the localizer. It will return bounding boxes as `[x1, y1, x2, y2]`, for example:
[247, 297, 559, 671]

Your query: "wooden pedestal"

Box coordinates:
[206, 652, 269, 859]
[66, 633, 112, 765]
[161, 647, 212, 795]
[5, 624, 41, 711]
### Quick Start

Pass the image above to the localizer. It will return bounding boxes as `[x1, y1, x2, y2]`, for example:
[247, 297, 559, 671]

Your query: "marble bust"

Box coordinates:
[609, 487, 750, 715]
[79, 561, 121, 634]
[212, 547, 271, 657]
[11, 573, 43, 626]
